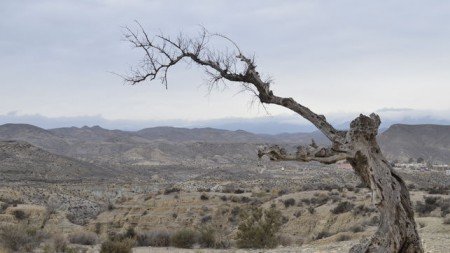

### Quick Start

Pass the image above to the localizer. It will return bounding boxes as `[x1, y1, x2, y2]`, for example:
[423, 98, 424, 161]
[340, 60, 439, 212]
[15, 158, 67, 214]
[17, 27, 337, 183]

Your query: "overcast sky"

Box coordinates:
[1, 0, 449, 129]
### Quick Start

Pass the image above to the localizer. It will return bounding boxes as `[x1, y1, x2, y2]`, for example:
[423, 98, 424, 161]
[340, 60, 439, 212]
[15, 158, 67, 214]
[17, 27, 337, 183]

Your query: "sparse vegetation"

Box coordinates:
[137, 231, 171, 247]
[331, 201, 355, 214]
[12, 209, 28, 220]
[68, 231, 98, 245]
[236, 206, 283, 249]
[283, 198, 296, 208]
[100, 238, 135, 253]
[336, 234, 352, 242]
[171, 229, 197, 249]
[0, 223, 47, 252]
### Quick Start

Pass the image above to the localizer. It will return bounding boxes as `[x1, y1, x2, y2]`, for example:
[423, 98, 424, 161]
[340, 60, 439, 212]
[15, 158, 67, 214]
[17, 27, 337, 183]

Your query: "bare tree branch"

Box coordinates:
[257, 142, 348, 164]
[123, 25, 344, 143]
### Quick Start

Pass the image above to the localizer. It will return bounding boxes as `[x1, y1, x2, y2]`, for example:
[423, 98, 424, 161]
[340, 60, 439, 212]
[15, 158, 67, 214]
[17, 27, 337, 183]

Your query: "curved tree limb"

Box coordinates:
[123, 25, 344, 143]
[257, 143, 348, 164]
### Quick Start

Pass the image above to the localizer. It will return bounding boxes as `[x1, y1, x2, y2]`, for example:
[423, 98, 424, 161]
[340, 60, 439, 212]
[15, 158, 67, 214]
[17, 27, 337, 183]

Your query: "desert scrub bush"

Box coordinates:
[415, 196, 441, 216]
[171, 229, 198, 248]
[200, 194, 209, 200]
[0, 202, 9, 213]
[51, 234, 69, 252]
[427, 187, 448, 195]
[440, 198, 450, 217]
[336, 234, 352, 242]
[201, 215, 212, 223]
[331, 201, 355, 214]
[137, 231, 171, 247]
[277, 189, 289, 196]
[198, 227, 216, 248]
[236, 206, 283, 249]
[234, 189, 245, 194]
[310, 194, 329, 206]
[349, 225, 365, 233]
[100, 238, 135, 253]
[12, 209, 28, 220]
[0, 224, 46, 252]
[308, 206, 316, 214]
[443, 217, 450, 225]
[240, 196, 251, 203]
[68, 231, 98, 245]
[315, 231, 332, 240]
[283, 198, 296, 208]
[352, 204, 376, 216]
[164, 187, 181, 195]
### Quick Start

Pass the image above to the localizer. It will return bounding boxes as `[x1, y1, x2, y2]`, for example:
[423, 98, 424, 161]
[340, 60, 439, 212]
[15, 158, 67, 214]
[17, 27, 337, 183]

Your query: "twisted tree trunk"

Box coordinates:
[123, 26, 424, 252]
[345, 114, 423, 252]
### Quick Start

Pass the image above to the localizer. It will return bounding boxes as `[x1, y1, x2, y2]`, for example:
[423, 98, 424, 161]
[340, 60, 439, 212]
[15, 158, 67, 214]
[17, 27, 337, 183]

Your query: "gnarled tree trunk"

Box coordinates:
[345, 114, 422, 253]
[123, 25, 424, 252]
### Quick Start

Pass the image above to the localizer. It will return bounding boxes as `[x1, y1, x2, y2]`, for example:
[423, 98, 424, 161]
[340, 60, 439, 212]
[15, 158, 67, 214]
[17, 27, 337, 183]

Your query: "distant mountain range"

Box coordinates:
[378, 124, 450, 164]
[0, 123, 449, 168]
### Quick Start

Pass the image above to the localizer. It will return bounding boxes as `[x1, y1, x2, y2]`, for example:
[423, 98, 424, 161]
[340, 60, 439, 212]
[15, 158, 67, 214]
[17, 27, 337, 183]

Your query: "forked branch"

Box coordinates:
[258, 141, 348, 164]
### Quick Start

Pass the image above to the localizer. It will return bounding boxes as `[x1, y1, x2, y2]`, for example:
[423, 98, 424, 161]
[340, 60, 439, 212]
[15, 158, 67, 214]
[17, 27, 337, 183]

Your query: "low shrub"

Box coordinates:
[315, 231, 331, 240]
[198, 227, 216, 248]
[201, 215, 212, 223]
[52, 234, 68, 252]
[350, 225, 365, 233]
[443, 217, 450, 225]
[310, 194, 329, 206]
[68, 231, 98, 245]
[100, 238, 135, 253]
[415, 196, 442, 216]
[236, 206, 282, 249]
[234, 189, 245, 194]
[278, 189, 288, 196]
[200, 194, 209, 201]
[13, 209, 28, 220]
[0, 224, 46, 252]
[283, 198, 296, 208]
[428, 187, 448, 195]
[164, 187, 181, 195]
[124, 227, 136, 239]
[171, 229, 197, 248]
[331, 201, 355, 214]
[137, 231, 171, 247]
[336, 234, 351, 242]
[352, 204, 376, 216]
[440, 199, 450, 217]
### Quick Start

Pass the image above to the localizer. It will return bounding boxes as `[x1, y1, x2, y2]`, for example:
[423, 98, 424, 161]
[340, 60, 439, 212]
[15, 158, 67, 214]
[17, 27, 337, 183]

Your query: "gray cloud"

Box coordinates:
[1, 0, 449, 122]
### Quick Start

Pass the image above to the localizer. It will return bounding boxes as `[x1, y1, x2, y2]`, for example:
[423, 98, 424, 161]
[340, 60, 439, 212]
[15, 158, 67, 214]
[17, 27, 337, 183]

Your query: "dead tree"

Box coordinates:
[123, 25, 423, 253]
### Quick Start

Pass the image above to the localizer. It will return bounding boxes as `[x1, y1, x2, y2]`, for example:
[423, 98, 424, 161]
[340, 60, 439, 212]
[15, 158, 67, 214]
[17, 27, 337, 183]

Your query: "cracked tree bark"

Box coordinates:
[123, 25, 423, 253]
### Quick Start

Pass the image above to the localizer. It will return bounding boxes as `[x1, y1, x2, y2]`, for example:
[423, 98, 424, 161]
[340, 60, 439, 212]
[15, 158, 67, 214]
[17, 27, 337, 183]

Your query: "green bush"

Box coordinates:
[236, 206, 282, 249]
[171, 229, 197, 248]
[100, 238, 135, 253]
